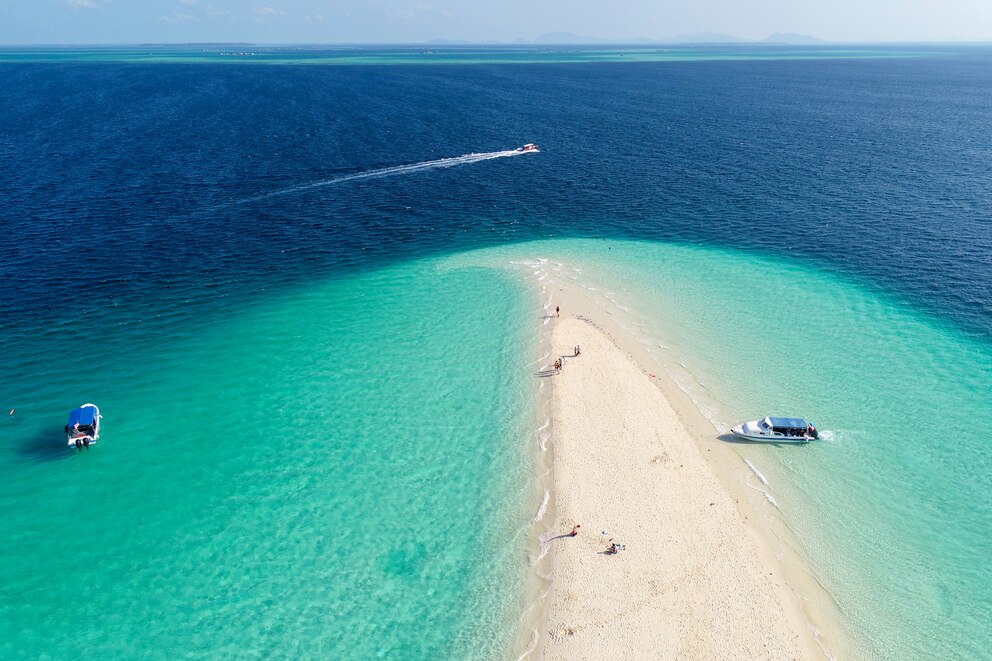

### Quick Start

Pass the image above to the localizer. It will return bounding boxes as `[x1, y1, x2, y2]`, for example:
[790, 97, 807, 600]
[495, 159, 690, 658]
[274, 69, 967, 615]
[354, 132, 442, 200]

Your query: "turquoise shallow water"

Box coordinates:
[0, 260, 539, 658]
[3, 238, 991, 658]
[451, 239, 992, 659]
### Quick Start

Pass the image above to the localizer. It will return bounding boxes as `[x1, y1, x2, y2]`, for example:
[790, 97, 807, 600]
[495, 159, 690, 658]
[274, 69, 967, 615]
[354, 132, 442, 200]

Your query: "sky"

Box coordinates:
[0, 0, 990, 45]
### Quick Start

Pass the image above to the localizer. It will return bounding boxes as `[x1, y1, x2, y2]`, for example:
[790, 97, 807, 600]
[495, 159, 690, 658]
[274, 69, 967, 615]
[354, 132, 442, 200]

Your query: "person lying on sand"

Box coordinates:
[605, 539, 625, 555]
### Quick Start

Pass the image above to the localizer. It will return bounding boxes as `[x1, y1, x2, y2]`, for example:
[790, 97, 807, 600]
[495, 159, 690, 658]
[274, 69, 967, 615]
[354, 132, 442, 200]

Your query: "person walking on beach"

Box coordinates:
[555, 305, 560, 318]
[554, 358, 561, 373]
[569, 524, 580, 537]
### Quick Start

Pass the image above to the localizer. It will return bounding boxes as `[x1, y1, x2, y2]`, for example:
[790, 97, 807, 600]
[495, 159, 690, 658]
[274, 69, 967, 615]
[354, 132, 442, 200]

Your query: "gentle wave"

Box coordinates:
[743, 458, 770, 487]
[533, 489, 550, 522]
[743, 459, 781, 510]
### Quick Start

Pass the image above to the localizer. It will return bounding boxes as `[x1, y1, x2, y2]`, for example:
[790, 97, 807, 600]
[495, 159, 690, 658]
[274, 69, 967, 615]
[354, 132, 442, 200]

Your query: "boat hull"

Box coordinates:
[730, 429, 810, 444]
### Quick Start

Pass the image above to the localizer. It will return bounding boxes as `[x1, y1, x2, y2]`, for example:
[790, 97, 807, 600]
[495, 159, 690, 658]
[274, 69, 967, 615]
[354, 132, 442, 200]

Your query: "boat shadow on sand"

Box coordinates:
[17, 428, 78, 462]
[716, 432, 812, 448]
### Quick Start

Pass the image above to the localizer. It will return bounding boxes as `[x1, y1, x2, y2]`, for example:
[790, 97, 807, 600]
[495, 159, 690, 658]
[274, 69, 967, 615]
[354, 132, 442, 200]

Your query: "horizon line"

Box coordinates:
[1, 40, 990, 48]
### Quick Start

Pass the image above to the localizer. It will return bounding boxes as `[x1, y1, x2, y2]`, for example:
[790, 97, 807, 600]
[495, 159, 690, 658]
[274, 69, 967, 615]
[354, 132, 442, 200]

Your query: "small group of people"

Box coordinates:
[564, 524, 624, 556]
[552, 345, 582, 375]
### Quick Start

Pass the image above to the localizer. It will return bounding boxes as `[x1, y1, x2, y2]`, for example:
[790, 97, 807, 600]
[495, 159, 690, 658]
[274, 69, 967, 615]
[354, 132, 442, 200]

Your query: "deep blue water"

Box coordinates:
[3, 52, 991, 345]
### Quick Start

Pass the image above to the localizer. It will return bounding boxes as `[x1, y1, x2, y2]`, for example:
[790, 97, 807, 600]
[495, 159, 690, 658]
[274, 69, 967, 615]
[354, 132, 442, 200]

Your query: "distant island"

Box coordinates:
[428, 32, 825, 46]
[762, 32, 825, 44]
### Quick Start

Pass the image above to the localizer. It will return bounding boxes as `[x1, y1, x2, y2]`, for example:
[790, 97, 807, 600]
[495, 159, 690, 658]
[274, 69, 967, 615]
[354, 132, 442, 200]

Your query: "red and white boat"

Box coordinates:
[517, 143, 539, 152]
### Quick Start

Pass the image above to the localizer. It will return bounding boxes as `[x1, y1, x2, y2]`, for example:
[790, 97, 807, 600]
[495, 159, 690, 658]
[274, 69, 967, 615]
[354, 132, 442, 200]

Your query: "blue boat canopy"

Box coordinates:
[766, 417, 810, 428]
[67, 406, 97, 427]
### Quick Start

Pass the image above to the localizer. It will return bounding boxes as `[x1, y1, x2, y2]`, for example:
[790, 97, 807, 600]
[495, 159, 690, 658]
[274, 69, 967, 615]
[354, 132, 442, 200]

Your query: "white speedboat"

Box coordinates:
[65, 403, 101, 447]
[517, 143, 538, 152]
[731, 416, 817, 444]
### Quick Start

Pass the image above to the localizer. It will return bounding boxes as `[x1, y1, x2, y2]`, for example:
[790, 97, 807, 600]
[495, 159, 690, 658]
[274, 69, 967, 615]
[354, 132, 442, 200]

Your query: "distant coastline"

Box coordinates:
[0, 43, 946, 65]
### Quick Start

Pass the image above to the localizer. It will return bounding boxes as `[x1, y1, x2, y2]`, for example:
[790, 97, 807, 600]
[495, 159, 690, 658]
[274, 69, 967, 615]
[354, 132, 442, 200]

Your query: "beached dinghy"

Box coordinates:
[731, 416, 817, 444]
[65, 403, 101, 447]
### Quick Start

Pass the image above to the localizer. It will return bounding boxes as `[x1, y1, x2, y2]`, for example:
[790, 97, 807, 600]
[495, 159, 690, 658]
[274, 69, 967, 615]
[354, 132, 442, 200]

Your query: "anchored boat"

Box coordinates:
[65, 403, 101, 447]
[731, 416, 817, 444]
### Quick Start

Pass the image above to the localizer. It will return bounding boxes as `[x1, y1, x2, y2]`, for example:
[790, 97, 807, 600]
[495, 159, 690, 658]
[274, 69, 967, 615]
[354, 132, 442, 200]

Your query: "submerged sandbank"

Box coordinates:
[444, 240, 988, 659]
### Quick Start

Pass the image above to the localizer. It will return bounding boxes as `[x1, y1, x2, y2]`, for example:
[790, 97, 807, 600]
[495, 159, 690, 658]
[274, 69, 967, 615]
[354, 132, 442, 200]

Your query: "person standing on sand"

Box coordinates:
[569, 524, 580, 537]
[555, 305, 560, 317]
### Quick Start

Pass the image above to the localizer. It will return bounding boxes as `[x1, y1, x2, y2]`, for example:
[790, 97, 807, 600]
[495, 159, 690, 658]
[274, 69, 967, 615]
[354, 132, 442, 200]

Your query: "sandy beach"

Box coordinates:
[538, 313, 829, 659]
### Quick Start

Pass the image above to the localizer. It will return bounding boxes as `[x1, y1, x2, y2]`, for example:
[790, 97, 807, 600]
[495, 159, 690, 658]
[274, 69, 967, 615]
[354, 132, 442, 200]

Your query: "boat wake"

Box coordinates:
[231, 148, 535, 207]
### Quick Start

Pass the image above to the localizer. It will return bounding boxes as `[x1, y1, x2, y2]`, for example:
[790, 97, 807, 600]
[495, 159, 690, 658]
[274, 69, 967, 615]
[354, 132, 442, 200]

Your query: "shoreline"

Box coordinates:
[515, 262, 852, 659]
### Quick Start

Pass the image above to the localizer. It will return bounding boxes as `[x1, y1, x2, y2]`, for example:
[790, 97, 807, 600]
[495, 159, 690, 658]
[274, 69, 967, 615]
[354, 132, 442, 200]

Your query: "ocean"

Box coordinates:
[1, 46, 990, 658]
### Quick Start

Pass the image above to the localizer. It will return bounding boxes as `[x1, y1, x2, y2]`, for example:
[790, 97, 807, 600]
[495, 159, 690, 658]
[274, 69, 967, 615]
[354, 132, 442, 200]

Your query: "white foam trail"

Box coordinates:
[231, 149, 533, 206]
[539, 431, 549, 452]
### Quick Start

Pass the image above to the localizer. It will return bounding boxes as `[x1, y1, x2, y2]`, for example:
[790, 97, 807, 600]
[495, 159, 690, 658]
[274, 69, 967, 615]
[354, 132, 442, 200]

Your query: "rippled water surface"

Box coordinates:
[2, 47, 991, 657]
